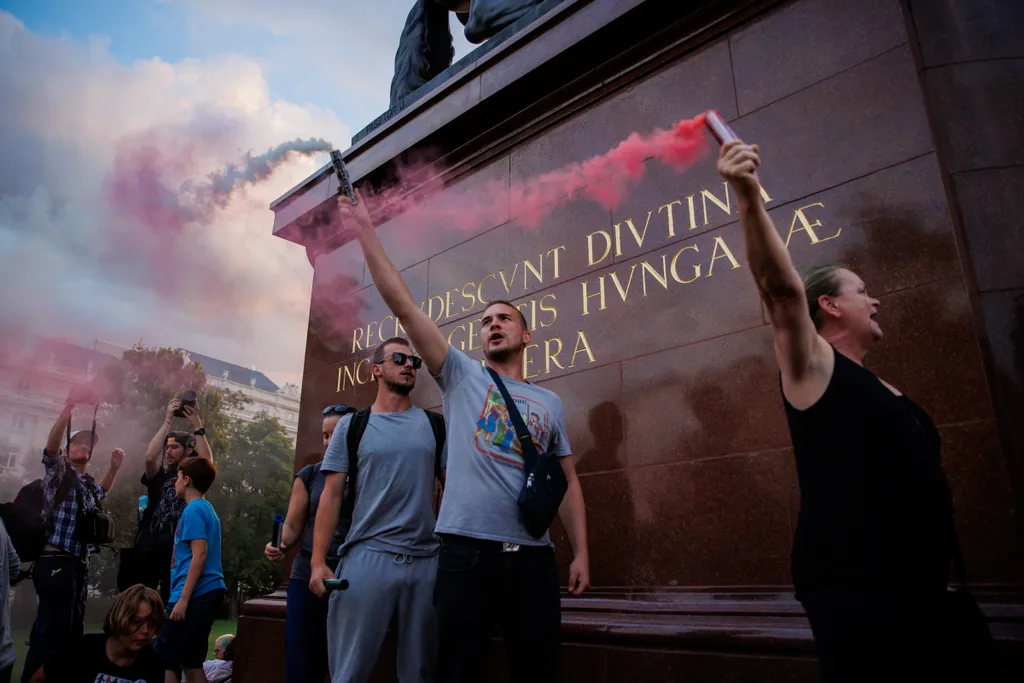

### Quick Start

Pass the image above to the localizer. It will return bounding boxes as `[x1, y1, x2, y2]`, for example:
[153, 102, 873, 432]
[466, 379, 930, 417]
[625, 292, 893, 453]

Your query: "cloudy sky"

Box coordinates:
[0, 0, 472, 387]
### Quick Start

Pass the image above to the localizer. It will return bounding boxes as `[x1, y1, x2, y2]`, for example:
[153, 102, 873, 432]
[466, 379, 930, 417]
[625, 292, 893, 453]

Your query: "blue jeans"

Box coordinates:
[21, 553, 88, 683]
[287, 578, 331, 683]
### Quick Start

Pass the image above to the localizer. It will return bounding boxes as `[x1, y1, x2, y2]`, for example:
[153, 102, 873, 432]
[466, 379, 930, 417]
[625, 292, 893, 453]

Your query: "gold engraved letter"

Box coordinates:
[670, 244, 701, 284]
[522, 343, 540, 380]
[355, 358, 371, 385]
[460, 282, 477, 313]
[785, 202, 838, 247]
[447, 324, 466, 350]
[569, 330, 596, 368]
[659, 200, 682, 238]
[476, 273, 496, 306]
[523, 255, 544, 289]
[427, 295, 446, 323]
[616, 210, 655, 253]
[609, 264, 638, 303]
[641, 256, 669, 296]
[707, 236, 741, 277]
[544, 338, 565, 374]
[701, 182, 731, 225]
[547, 246, 566, 280]
[686, 195, 698, 231]
[587, 231, 613, 267]
[539, 294, 557, 328]
[581, 277, 607, 316]
[351, 327, 364, 354]
[760, 185, 773, 204]
[336, 366, 344, 393]
[498, 263, 520, 295]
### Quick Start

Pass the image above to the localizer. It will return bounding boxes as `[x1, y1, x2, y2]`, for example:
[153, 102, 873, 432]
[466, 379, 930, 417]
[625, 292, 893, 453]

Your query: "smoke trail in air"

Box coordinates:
[203, 137, 333, 207]
[361, 113, 710, 234]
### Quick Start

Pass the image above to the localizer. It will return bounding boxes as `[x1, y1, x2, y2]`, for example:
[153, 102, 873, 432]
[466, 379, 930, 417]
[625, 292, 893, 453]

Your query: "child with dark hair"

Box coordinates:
[155, 456, 226, 683]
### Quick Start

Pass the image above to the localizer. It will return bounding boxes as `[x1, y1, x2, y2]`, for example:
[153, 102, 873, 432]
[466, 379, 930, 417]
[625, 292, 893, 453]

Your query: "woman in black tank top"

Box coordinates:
[716, 139, 988, 682]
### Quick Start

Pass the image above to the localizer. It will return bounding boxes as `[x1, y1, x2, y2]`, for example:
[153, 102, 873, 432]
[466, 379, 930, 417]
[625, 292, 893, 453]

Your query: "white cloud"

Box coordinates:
[0, 10, 353, 386]
[170, 0, 475, 129]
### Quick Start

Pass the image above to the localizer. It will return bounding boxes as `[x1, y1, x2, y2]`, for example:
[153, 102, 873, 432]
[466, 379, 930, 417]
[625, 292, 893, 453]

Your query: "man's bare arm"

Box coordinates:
[145, 399, 177, 480]
[338, 193, 449, 375]
[44, 402, 73, 458]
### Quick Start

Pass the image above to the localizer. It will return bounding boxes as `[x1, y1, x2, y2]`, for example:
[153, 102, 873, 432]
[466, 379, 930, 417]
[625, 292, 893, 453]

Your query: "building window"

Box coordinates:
[10, 415, 29, 431]
[15, 378, 30, 392]
[0, 452, 17, 471]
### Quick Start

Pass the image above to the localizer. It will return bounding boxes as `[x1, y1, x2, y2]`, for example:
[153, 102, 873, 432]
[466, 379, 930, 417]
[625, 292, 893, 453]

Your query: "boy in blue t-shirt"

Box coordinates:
[154, 456, 226, 682]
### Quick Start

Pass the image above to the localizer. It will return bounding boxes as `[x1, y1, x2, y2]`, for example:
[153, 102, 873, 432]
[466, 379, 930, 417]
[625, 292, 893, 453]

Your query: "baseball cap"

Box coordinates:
[69, 429, 99, 446]
[166, 431, 197, 451]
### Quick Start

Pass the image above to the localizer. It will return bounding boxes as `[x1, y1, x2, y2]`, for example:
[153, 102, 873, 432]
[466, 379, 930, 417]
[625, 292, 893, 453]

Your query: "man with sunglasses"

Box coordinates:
[337, 192, 590, 683]
[310, 336, 445, 683]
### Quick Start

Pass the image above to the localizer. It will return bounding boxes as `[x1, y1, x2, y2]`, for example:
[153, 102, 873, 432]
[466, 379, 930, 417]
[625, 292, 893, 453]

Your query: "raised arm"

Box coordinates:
[44, 399, 74, 458]
[337, 192, 449, 375]
[183, 404, 213, 462]
[309, 470, 347, 597]
[145, 399, 178, 479]
[717, 141, 832, 401]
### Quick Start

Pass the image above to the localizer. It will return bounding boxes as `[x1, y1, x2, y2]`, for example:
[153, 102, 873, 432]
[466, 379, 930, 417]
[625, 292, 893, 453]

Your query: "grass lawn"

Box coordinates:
[11, 618, 238, 681]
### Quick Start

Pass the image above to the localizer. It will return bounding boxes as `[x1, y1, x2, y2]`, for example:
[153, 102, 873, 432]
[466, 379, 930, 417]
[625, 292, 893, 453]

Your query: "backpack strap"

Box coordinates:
[340, 408, 371, 521]
[425, 410, 445, 481]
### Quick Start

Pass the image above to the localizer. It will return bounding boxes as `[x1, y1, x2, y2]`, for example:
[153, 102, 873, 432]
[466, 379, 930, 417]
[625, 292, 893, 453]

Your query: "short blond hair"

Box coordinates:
[104, 584, 165, 637]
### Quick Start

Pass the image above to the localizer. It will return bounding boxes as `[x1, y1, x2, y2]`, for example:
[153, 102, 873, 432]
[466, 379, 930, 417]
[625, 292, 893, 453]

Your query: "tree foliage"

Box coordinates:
[80, 345, 290, 606]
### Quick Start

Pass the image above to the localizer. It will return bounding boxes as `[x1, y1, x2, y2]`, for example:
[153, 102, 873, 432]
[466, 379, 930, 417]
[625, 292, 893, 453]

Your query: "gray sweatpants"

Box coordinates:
[327, 545, 439, 683]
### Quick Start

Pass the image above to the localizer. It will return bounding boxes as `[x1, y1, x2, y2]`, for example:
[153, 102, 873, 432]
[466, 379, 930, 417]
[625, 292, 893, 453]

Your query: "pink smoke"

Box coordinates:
[357, 113, 709, 236]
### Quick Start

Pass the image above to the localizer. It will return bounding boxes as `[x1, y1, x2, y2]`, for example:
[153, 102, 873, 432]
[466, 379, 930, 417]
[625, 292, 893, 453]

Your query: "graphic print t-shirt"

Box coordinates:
[43, 633, 164, 683]
[136, 466, 184, 554]
[169, 498, 226, 604]
[434, 346, 571, 546]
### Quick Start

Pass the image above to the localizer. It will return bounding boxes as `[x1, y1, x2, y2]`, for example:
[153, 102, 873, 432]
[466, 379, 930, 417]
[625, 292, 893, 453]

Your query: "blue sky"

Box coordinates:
[1, 0, 474, 144]
[0, 1, 482, 383]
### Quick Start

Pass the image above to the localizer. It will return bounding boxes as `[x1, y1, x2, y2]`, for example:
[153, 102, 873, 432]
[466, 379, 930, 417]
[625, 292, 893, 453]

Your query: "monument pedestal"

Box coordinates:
[238, 0, 1024, 679]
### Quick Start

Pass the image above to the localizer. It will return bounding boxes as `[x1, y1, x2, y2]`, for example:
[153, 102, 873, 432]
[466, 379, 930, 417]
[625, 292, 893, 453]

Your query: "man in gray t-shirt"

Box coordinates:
[310, 337, 444, 683]
[336, 191, 590, 683]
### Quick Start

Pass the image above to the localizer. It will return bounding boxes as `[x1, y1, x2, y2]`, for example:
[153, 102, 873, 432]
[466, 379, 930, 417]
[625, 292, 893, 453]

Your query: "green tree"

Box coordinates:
[208, 413, 293, 609]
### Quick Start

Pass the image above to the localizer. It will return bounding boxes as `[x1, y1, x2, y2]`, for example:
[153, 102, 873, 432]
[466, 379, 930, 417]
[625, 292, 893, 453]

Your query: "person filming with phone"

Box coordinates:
[21, 387, 126, 683]
[118, 392, 212, 606]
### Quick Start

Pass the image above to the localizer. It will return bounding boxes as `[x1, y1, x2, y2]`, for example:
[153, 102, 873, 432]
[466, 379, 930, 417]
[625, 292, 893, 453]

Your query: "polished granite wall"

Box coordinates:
[297, 0, 1022, 590]
[239, 0, 1024, 680]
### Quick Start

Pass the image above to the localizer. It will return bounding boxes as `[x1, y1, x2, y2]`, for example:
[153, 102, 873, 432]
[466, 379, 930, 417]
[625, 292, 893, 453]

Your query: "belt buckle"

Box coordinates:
[502, 542, 520, 553]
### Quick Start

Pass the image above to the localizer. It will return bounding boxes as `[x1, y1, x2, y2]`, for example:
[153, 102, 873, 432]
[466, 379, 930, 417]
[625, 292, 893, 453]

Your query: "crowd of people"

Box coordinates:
[0, 136, 992, 683]
[0, 387, 234, 682]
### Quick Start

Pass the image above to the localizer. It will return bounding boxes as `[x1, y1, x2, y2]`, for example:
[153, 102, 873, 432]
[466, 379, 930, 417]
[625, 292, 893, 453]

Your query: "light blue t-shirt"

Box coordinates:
[170, 498, 226, 604]
[322, 407, 443, 557]
[434, 346, 572, 546]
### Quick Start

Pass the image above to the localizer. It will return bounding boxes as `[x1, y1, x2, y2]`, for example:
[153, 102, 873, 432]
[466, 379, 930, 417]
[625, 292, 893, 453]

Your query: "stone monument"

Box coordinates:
[237, 0, 1024, 680]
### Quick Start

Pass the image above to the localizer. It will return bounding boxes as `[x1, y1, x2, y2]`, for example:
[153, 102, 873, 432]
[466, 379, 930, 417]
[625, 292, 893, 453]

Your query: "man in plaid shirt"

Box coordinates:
[20, 389, 125, 683]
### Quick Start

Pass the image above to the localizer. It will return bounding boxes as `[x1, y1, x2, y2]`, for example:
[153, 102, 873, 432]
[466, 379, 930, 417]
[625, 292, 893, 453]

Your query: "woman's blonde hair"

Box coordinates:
[104, 584, 166, 638]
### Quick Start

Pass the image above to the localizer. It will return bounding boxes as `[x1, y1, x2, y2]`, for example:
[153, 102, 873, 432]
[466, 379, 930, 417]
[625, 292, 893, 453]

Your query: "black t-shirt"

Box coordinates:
[43, 633, 165, 683]
[135, 465, 185, 553]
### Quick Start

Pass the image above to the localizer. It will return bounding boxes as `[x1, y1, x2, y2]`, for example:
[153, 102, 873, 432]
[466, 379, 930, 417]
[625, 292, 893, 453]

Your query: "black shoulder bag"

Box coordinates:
[486, 369, 567, 538]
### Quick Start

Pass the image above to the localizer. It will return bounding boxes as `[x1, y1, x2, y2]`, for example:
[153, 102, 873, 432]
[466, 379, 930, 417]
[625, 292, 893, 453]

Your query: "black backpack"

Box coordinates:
[0, 460, 77, 562]
[340, 407, 446, 520]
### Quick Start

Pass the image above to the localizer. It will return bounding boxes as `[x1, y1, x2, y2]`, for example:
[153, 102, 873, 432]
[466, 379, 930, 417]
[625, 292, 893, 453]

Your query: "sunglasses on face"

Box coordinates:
[322, 405, 353, 416]
[385, 352, 422, 369]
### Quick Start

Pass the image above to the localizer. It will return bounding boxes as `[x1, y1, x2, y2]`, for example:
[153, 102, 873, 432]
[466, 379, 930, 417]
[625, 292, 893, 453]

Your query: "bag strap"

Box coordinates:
[425, 410, 445, 481]
[341, 408, 371, 520]
[486, 368, 540, 473]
